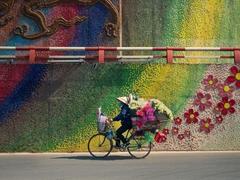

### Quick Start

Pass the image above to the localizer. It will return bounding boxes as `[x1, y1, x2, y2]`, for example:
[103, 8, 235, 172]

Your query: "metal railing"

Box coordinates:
[0, 46, 239, 64]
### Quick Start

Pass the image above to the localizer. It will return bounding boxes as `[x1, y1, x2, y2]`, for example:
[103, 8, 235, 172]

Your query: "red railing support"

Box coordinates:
[98, 47, 105, 63]
[29, 48, 36, 64]
[234, 50, 240, 64]
[166, 48, 173, 63]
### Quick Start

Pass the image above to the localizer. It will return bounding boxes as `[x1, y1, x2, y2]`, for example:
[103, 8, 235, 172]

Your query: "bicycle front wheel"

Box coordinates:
[88, 133, 113, 158]
[127, 134, 152, 159]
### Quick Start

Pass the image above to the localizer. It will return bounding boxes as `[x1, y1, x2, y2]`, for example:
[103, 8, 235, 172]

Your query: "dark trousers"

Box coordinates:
[116, 123, 132, 145]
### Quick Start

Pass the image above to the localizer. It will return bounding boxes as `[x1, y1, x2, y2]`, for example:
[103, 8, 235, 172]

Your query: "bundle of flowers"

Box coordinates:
[129, 97, 173, 131]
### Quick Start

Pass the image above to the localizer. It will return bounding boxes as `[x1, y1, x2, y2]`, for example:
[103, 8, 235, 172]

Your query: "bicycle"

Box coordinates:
[87, 108, 152, 159]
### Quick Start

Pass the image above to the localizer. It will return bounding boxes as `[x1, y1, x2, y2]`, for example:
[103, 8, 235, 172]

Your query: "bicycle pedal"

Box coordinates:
[114, 145, 121, 149]
[119, 147, 126, 152]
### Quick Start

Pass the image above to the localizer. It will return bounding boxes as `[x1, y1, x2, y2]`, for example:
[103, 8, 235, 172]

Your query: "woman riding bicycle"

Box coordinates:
[112, 95, 133, 148]
[88, 94, 173, 158]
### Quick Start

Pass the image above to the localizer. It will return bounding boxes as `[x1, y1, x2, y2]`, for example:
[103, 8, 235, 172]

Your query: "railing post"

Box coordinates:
[29, 47, 36, 64]
[166, 47, 173, 64]
[98, 47, 105, 64]
[234, 50, 240, 64]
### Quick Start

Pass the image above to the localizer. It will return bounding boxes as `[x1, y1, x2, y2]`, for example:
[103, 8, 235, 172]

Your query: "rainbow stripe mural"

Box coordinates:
[0, 1, 240, 152]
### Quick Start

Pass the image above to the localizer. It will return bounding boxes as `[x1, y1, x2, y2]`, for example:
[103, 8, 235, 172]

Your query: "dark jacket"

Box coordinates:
[113, 104, 132, 126]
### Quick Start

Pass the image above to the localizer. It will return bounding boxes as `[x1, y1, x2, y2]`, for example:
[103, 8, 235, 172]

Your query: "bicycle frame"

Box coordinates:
[88, 121, 152, 158]
[105, 122, 133, 141]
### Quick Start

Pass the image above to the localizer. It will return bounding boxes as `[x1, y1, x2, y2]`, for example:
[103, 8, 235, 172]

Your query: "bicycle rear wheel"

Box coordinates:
[127, 134, 152, 159]
[88, 133, 113, 158]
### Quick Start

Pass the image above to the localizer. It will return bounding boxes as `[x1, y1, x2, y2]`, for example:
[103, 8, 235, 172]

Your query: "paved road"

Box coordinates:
[0, 152, 239, 180]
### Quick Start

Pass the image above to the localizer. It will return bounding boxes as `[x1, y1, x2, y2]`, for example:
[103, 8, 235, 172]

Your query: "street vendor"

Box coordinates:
[112, 95, 133, 148]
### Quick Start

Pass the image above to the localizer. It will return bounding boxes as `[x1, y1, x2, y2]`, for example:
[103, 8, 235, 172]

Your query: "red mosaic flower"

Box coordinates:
[226, 66, 240, 88]
[177, 134, 185, 140]
[202, 75, 218, 90]
[154, 132, 167, 143]
[216, 116, 224, 124]
[193, 92, 212, 111]
[199, 118, 214, 134]
[172, 127, 179, 135]
[217, 83, 234, 98]
[217, 97, 236, 116]
[161, 135, 167, 143]
[174, 117, 182, 126]
[162, 128, 170, 135]
[184, 130, 191, 138]
[184, 109, 199, 124]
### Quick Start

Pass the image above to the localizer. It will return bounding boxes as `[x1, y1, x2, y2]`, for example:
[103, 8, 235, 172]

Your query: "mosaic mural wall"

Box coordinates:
[0, 0, 240, 152]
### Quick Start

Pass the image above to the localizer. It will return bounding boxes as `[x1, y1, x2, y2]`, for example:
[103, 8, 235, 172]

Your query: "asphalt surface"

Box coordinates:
[0, 152, 239, 180]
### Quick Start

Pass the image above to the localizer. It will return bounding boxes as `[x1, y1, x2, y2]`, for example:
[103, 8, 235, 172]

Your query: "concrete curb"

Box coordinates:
[0, 151, 240, 156]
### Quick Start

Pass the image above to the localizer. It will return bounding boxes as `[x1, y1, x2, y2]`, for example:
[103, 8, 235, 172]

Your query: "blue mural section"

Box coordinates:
[0, 65, 48, 123]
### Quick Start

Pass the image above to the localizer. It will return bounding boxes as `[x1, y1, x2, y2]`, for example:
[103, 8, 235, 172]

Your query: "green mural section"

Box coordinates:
[0, 64, 207, 152]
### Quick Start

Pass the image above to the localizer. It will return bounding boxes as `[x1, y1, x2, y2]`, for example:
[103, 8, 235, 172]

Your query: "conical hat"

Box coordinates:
[117, 96, 130, 105]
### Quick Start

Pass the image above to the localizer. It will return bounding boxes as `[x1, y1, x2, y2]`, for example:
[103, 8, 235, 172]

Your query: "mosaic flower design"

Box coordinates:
[177, 134, 185, 140]
[184, 109, 199, 124]
[162, 128, 170, 135]
[174, 117, 182, 126]
[202, 75, 218, 90]
[199, 118, 214, 134]
[215, 116, 224, 124]
[217, 97, 236, 116]
[193, 92, 212, 111]
[154, 132, 167, 143]
[217, 83, 234, 98]
[172, 127, 179, 135]
[184, 130, 191, 138]
[226, 66, 240, 88]
[161, 135, 167, 143]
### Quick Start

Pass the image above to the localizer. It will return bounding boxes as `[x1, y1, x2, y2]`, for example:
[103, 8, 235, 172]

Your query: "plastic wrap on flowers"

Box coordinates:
[144, 131, 154, 143]
[129, 97, 173, 132]
[150, 99, 174, 121]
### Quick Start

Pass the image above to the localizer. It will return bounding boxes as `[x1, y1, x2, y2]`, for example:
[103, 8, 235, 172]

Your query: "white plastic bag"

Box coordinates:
[98, 115, 107, 132]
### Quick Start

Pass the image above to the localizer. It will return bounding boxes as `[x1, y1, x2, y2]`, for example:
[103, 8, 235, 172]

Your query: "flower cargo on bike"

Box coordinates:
[128, 95, 174, 143]
[88, 94, 174, 159]
[129, 95, 174, 132]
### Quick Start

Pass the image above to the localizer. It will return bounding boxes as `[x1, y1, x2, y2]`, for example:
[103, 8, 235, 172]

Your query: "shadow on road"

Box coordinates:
[54, 155, 136, 161]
